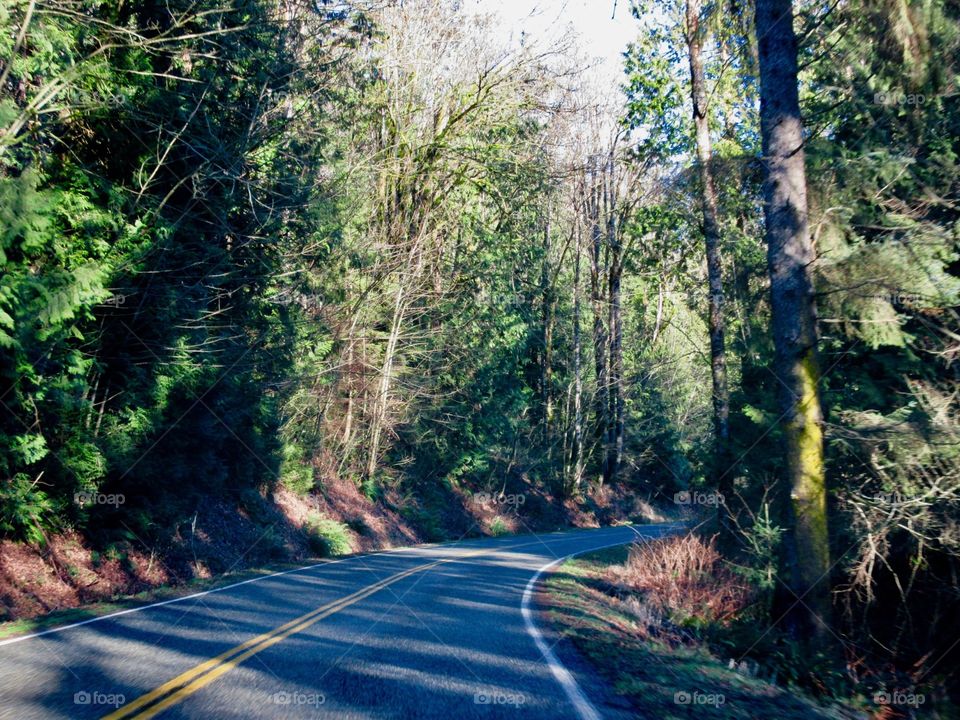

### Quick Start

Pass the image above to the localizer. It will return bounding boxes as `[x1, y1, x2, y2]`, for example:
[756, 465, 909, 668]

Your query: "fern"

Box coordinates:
[0, 474, 56, 545]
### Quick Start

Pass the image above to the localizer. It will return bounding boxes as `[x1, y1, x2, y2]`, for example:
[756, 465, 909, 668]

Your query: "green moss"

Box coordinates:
[795, 350, 825, 494]
[783, 349, 832, 636]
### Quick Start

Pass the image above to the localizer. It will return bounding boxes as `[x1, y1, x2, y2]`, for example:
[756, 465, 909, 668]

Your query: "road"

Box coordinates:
[0, 524, 675, 719]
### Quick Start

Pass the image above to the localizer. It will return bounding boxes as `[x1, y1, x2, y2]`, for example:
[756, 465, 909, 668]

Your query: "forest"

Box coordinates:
[0, 0, 958, 717]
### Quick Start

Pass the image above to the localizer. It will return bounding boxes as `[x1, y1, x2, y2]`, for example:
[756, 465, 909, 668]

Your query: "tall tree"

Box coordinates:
[754, 0, 831, 640]
[588, 157, 610, 470]
[605, 153, 626, 483]
[684, 0, 730, 473]
[569, 184, 586, 493]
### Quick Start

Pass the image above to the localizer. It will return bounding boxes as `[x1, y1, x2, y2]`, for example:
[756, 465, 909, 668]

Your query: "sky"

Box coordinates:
[469, 0, 640, 90]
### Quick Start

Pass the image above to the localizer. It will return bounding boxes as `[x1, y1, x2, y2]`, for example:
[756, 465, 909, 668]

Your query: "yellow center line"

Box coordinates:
[101, 559, 443, 720]
[101, 543, 552, 720]
[100, 534, 586, 720]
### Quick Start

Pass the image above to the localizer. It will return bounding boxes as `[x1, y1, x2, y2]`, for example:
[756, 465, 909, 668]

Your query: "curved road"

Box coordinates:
[0, 524, 675, 719]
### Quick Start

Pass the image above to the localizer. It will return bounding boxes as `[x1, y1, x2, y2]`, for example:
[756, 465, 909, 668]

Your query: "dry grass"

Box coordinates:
[612, 533, 752, 627]
[543, 545, 858, 720]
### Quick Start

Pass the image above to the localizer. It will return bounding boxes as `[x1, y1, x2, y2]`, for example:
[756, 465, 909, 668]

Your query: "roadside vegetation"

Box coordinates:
[544, 540, 943, 718]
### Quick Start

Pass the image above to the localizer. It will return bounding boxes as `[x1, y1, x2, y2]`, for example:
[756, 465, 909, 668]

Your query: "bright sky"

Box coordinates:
[471, 0, 640, 91]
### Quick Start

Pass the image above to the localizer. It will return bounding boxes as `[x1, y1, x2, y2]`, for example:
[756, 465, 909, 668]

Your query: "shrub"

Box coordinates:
[304, 515, 353, 557]
[489, 516, 509, 537]
[618, 533, 751, 628]
[258, 525, 288, 559]
[282, 465, 315, 496]
[399, 503, 444, 542]
[345, 516, 369, 536]
[280, 443, 314, 495]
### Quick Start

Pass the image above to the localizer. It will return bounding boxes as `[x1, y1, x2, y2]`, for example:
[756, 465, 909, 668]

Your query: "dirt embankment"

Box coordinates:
[0, 477, 665, 623]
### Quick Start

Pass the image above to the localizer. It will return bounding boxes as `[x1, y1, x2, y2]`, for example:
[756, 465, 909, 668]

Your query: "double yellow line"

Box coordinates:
[102, 558, 445, 720]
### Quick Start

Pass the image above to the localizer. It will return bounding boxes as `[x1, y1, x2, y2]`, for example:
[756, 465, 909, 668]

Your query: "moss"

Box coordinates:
[787, 350, 831, 620]
[792, 351, 828, 558]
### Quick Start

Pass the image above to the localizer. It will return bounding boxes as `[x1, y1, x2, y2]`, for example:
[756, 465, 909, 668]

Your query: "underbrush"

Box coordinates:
[616, 533, 753, 631]
[546, 533, 957, 719]
[0, 466, 667, 626]
[542, 537, 865, 719]
[613, 534, 852, 694]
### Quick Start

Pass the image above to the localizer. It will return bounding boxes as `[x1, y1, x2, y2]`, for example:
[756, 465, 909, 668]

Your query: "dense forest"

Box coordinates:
[1, 0, 958, 715]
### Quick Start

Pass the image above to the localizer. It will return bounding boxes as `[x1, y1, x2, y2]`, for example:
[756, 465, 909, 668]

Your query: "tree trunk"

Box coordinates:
[589, 168, 609, 458]
[605, 158, 624, 484]
[755, 0, 832, 641]
[685, 0, 730, 471]
[541, 215, 554, 443]
[366, 281, 407, 480]
[651, 280, 665, 346]
[571, 208, 585, 493]
[343, 339, 354, 448]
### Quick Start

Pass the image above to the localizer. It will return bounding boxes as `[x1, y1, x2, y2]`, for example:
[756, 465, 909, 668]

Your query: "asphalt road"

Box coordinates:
[0, 524, 675, 719]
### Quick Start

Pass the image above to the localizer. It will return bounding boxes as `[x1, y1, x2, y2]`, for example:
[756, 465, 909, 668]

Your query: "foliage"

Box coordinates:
[623, 0, 960, 700]
[0, 474, 55, 545]
[488, 516, 510, 537]
[304, 515, 353, 557]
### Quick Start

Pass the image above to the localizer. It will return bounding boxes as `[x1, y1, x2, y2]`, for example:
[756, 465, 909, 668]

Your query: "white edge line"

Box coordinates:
[0, 523, 679, 649]
[521, 526, 677, 720]
[0, 552, 387, 648]
[0, 529, 600, 648]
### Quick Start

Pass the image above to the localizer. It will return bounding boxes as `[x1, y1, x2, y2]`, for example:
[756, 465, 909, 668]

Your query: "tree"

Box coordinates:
[754, 0, 832, 640]
[684, 0, 729, 475]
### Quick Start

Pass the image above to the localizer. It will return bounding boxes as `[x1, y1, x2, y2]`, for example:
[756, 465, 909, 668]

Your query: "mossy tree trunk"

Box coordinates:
[754, 0, 832, 641]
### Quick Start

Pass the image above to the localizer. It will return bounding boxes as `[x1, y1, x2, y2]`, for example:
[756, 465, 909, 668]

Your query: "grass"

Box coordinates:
[542, 545, 862, 719]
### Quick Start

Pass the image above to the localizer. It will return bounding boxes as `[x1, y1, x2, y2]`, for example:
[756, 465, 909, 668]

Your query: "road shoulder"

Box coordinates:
[539, 545, 864, 719]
